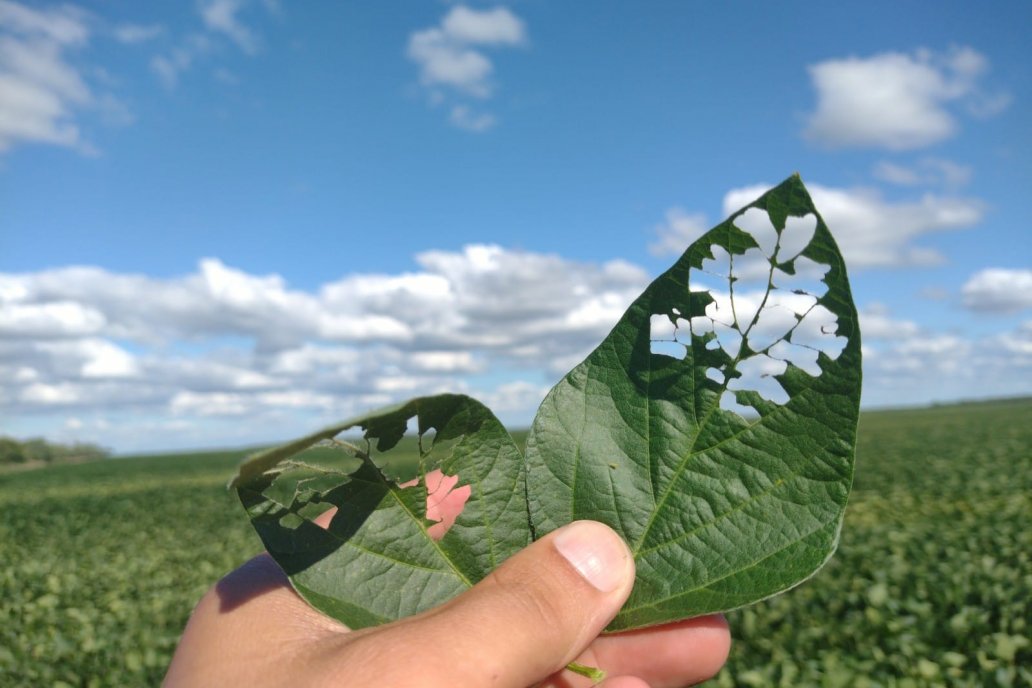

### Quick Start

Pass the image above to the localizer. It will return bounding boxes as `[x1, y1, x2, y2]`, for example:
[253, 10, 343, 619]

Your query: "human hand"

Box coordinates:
[165, 475, 730, 687]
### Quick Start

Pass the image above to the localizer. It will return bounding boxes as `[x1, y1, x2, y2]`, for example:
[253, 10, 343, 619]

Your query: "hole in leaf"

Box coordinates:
[399, 469, 471, 540]
[719, 390, 758, 418]
[424, 469, 471, 540]
[712, 321, 743, 358]
[728, 289, 764, 330]
[777, 214, 817, 262]
[747, 292, 818, 353]
[689, 207, 841, 417]
[689, 312, 715, 336]
[775, 257, 829, 294]
[726, 355, 789, 405]
[699, 246, 732, 279]
[730, 247, 773, 285]
[650, 313, 687, 358]
[651, 340, 686, 358]
[734, 208, 779, 258]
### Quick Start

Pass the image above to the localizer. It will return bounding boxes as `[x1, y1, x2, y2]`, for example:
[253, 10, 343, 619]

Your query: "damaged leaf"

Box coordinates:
[231, 174, 862, 633]
[525, 173, 862, 630]
[233, 394, 529, 626]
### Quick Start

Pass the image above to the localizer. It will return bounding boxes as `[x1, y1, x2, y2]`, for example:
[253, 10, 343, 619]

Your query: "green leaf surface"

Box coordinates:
[526, 173, 861, 630]
[232, 174, 861, 634]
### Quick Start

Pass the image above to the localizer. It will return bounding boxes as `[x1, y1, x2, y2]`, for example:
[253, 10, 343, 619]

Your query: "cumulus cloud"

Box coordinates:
[0, 245, 648, 449]
[407, 5, 526, 131]
[804, 46, 1008, 150]
[5, 239, 1025, 451]
[0, 0, 127, 154]
[0, 301, 106, 338]
[962, 268, 1032, 313]
[722, 182, 983, 269]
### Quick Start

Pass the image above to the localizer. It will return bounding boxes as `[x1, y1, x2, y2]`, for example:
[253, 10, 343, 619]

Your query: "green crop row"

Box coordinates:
[1, 399, 1029, 686]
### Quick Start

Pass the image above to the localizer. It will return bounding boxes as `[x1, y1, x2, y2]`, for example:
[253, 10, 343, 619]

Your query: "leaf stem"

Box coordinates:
[565, 661, 607, 684]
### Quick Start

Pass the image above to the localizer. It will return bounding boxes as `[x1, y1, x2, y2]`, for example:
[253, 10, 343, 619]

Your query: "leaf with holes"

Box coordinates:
[232, 394, 530, 627]
[231, 173, 861, 634]
[526, 173, 861, 630]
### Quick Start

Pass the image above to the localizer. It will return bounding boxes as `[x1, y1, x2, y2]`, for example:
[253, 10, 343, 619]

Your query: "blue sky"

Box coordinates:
[1, 1, 1030, 453]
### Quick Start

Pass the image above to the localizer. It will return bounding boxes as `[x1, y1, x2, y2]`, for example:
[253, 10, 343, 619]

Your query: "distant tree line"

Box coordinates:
[0, 437, 109, 466]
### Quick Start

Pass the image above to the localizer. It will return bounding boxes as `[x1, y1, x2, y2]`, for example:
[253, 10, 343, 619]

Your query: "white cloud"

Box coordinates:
[872, 158, 972, 189]
[77, 340, 139, 378]
[21, 382, 81, 405]
[6, 243, 1027, 451]
[0, 1, 88, 45]
[804, 46, 1007, 150]
[409, 351, 481, 373]
[441, 6, 525, 45]
[479, 381, 551, 416]
[0, 246, 648, 448]
[408, 5, 526, 130]
[170, 390, 251, 416]
[151, 34, 212, 89]
[996, 321, 1032, 358]
[199, 0, 260, 54]
[0, 1, 126, 154]
[153, 0, 269, 88]
[409, 28, 494, 97]
[113, 24, 163, 45]
[449, 104, 496, 132]
[722, 182, 983, 269]
[649, 208, 709, 257]
[962, 268, 1032, 313]
[860, 307, 1031, 407]
[0, 301, 106, 338]
[858, 304, 920, 340]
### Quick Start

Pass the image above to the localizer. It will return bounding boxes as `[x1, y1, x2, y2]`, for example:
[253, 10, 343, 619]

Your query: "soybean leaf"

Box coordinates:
[525, 173, 861, 630]
[232, 174, 861, 634]
[233, 394, 529, 628]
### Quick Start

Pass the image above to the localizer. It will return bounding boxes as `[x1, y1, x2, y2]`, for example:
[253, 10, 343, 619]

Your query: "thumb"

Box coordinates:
[382, 520, 635, 688]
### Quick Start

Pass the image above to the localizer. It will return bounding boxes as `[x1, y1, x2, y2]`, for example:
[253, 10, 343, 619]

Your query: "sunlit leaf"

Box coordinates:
[525, 173, 862, 630]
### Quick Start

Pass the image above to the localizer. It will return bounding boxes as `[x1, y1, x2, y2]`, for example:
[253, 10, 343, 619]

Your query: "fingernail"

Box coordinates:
[553, 521, 630, 592]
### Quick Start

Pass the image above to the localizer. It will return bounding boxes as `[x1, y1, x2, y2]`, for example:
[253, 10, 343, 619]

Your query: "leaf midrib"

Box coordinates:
[629, 224, 786, 556]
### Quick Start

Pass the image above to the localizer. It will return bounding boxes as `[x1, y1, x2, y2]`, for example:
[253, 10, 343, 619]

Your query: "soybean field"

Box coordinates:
[1, 398, 1030, 687]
